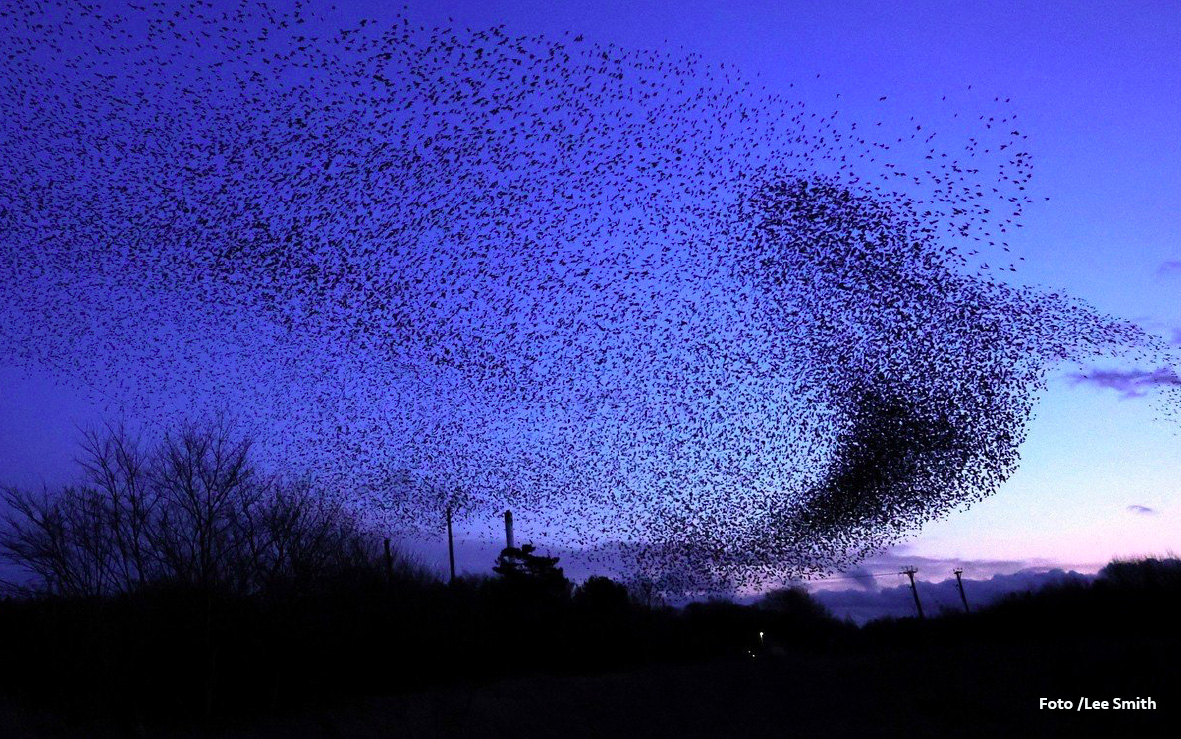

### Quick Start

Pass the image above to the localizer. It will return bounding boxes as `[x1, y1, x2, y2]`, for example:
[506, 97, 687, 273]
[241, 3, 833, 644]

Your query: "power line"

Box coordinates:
[810, 569, 925, 583]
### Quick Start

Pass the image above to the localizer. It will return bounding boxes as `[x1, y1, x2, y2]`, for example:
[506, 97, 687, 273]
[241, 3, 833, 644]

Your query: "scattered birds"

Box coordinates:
[0, 0, 1166, 594]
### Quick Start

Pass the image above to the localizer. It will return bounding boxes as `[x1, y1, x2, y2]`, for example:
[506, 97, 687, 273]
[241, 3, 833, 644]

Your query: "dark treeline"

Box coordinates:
[0, 425, 844, 731]
[1, 425, 1178, 735]
[861, 556, 1181, 650]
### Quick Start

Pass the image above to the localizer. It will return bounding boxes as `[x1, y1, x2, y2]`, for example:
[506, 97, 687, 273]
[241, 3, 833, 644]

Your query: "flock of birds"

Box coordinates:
[0, 1, 1167, 591]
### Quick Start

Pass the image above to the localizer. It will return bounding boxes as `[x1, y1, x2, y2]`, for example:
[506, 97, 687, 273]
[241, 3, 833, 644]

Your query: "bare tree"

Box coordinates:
[0, 421, 386, 598]
[1, 424, 155, 597]
[76, 424, 156, 591]
[147, 422, 260, 592]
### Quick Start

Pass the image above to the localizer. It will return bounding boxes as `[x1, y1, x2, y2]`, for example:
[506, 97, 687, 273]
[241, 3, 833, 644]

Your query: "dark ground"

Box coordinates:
[2, 635, 1174, 738]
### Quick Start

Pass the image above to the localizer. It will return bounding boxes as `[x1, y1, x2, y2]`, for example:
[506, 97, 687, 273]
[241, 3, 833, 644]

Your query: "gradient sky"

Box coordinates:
[2, 0, 1180, 588]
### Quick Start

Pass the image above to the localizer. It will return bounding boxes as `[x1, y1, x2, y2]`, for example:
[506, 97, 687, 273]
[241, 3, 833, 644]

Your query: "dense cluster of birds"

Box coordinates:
[0, 1, 1165, 591]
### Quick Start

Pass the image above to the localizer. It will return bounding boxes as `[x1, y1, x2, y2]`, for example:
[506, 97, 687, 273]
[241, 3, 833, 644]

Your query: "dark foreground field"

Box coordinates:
[3, 567, 1181, 738]
[3, 464, 1179, 739]
[4, 426, 1175, 735]
[3, 556, 1180, 737]
[2, 633, 1174, 738]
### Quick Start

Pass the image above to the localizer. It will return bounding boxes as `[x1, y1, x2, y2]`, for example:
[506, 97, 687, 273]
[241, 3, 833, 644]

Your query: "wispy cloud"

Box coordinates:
[1066, 367, 1181, 398]
[1157, 260, 1181, 276]
[842, 566, 878, 591]
[1127, 504, 1158, 516]
[818, 549, 1077, 583]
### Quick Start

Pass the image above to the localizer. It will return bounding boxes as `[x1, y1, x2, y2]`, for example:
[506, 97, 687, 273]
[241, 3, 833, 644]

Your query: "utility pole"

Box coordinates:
[504, 509, 514, 549]
[383, 538, 393, 584]
[446, 505, 456, 584]
[953, 568, 970, 613]
[902, 567, 924, 620]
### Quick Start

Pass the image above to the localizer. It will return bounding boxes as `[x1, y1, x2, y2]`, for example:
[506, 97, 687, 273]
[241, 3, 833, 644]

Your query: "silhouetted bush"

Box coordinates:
[492, 543, 573, 602]
[1097, 555, 1181, 591]
[758, 584, 834, 621]
[575, 575, 631, 611]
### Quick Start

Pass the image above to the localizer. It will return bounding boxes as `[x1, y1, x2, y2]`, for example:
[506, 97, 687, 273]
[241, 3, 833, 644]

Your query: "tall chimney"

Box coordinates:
[504, 509, 514, 550]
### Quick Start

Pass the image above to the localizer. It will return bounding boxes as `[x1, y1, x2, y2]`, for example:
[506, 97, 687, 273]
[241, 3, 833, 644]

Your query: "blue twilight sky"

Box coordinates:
[2, 0, 1180, 587]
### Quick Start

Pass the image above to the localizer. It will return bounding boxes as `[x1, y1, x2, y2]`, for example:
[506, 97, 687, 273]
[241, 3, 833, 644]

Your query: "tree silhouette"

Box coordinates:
[0, 422, 381, 598]
[493, 543, 571, 600]
[574, 575, 632, 611]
